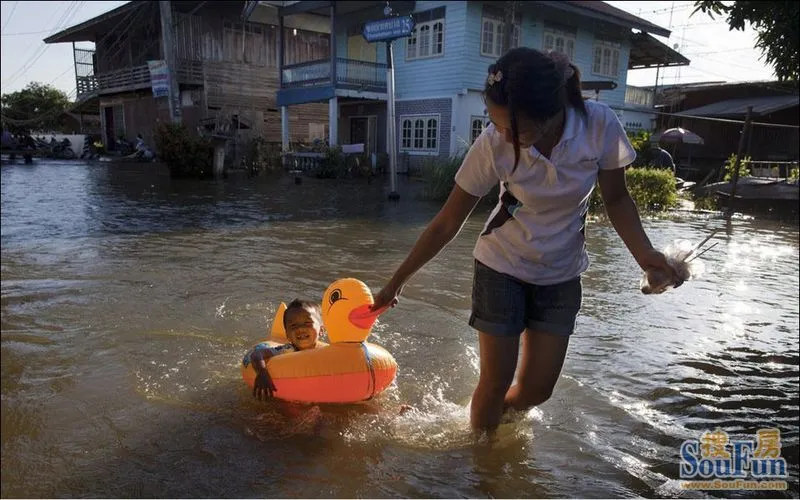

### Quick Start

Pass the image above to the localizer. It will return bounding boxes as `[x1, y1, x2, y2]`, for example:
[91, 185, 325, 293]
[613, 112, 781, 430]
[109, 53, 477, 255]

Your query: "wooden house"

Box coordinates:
[44, 0, 332, 155]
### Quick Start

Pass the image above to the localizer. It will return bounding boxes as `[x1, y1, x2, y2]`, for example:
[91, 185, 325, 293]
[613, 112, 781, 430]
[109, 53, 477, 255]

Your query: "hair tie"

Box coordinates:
[487, 70, 503, 87]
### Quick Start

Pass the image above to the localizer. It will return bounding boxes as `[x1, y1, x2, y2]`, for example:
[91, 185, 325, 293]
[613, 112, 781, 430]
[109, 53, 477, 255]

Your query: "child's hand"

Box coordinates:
[253, 367, 277, 400]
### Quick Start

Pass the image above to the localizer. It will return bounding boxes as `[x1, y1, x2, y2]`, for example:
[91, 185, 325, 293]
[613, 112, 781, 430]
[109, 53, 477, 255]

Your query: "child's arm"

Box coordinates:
[250, 347, 278, 400]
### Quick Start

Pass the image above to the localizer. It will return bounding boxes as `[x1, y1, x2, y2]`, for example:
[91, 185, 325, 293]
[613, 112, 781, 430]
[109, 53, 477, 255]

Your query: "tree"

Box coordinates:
[0, 82, 71, 135]
[693, 1, 799, 83]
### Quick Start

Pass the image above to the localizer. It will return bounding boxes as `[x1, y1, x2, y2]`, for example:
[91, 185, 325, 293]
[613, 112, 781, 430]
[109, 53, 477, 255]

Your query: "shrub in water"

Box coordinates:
[589, 167, 678, 214]
[154, 122, 213, 179]
[313, 145, 348, 179]
[723, 153, 751, 182]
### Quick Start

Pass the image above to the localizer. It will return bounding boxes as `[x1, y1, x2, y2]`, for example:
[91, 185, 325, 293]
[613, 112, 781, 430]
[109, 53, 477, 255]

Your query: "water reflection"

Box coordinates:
[2, 160, 798, 498]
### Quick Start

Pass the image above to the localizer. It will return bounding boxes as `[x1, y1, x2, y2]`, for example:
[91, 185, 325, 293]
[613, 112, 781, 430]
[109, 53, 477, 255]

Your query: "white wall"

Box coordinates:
[451, 90, 487, 156]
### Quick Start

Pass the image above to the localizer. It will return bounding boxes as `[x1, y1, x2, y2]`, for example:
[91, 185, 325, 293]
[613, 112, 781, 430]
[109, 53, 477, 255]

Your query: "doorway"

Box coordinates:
[103, 105, 125, 150]
[350, 116, 377, 156]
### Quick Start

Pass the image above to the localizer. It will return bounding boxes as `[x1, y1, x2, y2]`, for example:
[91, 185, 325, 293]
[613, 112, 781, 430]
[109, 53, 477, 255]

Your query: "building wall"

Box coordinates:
[394, 97, 452, 173]
[399, 1, 631, 108]
[619, 108, 656, 132]
[393, 1, 468, 100]
[450, 90, 488, 155]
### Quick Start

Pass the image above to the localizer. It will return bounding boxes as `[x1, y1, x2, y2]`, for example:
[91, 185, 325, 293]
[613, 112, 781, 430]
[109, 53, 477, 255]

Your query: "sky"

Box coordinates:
[0, 0, 777, 98]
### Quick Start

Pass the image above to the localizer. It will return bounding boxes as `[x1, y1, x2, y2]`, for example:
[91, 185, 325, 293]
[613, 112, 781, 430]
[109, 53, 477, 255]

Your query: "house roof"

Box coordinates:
[628, 32, 690, 69]
[678, 95, 800, 118]
[44, 1, 138, 43]
[44, 0, 208, 44]
[537, 1, 671, 37]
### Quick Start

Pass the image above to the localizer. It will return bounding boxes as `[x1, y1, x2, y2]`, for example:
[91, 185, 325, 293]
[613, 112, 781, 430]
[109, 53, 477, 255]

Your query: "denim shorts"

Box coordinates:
[469, 259, 582, 337]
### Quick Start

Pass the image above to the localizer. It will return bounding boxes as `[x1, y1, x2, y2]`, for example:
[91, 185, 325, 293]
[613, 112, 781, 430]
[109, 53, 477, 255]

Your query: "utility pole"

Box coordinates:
[502, 1, 517, 54]
[726, 105, 753, 219]
[159, 0, 181, 123]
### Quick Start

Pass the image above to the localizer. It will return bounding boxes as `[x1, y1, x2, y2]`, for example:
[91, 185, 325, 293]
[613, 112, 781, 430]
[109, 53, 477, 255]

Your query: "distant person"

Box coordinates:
[650, 143, 675, 173]
[129, 133, 154, 161]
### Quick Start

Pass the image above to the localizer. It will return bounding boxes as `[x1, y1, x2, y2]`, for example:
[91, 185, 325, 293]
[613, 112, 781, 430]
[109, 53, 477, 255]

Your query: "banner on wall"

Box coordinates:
[147, 60, 169, 98]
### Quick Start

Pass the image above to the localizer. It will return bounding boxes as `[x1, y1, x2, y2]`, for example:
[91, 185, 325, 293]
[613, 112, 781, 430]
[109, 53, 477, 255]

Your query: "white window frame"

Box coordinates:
[592, 40, 621, 78]
[480, 17, 520, 58]
[470, 115, 490, 143]
[406, 19, 445, 61]
[400, 114, 440, 154]
[542, 28, 575, 61]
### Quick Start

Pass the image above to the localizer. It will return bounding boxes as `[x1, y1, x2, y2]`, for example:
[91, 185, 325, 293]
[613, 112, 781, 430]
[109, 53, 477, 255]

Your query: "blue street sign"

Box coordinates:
[362, 16, 415, 43]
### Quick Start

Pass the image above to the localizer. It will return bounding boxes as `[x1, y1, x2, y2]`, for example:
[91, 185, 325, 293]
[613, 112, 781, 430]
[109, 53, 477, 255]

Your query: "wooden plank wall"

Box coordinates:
[172, 5, 330, 143]
[96, 3, 161, 73]
[92, 3, 334, 147]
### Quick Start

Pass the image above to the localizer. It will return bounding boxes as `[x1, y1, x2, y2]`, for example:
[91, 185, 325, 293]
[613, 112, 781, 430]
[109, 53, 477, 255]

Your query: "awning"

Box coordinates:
[537, 1, 671, 37]
[678, 95, 800, 118]
[628, 32, 690, 70]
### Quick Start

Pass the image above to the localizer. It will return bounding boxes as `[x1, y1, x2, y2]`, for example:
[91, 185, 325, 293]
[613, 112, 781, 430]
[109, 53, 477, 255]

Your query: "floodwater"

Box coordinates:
[1, 159, 798, 498]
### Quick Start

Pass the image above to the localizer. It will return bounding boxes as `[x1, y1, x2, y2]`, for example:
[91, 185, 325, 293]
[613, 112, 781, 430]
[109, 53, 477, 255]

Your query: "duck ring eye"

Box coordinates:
[329, 289, 342, 304]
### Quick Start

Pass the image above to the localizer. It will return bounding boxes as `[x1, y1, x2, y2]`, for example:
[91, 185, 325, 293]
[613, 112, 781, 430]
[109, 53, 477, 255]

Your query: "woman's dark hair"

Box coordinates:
[283, 298, 321, 327]
[484, 47, 587, 169]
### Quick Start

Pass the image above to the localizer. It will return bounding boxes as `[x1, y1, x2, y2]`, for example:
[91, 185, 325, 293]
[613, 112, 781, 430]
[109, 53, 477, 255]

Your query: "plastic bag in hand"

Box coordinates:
[640, 239, 708, 295]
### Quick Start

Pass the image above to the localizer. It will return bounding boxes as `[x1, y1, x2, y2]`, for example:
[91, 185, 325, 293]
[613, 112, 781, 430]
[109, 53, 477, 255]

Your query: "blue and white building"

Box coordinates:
[245, 1, 689, 170]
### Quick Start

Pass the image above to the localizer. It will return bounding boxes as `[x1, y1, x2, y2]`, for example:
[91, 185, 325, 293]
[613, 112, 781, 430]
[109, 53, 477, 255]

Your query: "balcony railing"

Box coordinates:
[281, 58, 387, 92]
[76, 59, 204, 98]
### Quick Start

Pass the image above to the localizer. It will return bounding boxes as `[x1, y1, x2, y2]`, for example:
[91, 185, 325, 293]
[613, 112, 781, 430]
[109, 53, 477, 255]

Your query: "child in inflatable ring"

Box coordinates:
[248, 298, 323, 400]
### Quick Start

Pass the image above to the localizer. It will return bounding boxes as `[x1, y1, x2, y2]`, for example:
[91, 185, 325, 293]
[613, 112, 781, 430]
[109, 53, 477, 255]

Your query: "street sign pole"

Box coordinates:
[386, 40, 399, 200]
[362, 11, 414, 201]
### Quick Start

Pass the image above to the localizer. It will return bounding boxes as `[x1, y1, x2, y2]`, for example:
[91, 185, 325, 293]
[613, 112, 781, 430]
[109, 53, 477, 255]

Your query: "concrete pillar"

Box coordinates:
[281, 106, 289, 151]
[159, 1, 181, 123]
[328, 96, 338, 147]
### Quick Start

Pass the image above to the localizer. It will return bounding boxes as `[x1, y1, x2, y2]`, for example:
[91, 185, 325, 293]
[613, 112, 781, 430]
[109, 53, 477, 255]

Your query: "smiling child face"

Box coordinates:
[284, 306, 322, 351]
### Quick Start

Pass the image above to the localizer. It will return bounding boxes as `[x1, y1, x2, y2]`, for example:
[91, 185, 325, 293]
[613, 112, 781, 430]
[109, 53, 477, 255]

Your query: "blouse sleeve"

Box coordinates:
[454, 127, 500, 197]
[598, 106, 637, 170]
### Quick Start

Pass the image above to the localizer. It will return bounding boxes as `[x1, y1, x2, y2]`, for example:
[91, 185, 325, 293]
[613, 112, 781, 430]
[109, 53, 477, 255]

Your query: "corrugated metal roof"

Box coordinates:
[678, 95, 799, 118]
[563, 1, 671, 36]
[628, 32, 690, 69]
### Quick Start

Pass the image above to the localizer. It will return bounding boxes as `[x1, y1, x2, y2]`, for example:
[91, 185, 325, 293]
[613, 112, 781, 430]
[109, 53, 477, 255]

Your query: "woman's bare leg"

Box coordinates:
[470, 332, 520, 433]
[504, 329, 569, 411]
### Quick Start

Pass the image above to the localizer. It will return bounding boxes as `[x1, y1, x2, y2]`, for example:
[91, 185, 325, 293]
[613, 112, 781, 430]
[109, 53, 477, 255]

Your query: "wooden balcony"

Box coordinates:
[281, 57, 387, 93]
[76, 59, 204, 99]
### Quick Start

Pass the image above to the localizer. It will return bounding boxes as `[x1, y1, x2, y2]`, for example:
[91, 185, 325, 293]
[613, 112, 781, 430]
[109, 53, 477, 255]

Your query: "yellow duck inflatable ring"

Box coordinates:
[241, 278, 397, 403]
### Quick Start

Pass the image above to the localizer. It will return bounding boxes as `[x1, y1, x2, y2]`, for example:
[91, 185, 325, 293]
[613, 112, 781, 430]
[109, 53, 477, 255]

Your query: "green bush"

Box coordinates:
[589, 167, 679, 214]
[313, 145, 347, 179]
[693, 195, 719, 211]
[723, 153, 751, 181]
[788, 167, 798, 182]
[154, 122, 213, 179]
[628, 130, 657, 167]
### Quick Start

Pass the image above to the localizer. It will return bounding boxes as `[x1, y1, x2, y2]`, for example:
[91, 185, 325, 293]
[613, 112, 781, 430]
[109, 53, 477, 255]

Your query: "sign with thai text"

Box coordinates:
[362, 16, 414, 43]
[147, 60, 169, 98]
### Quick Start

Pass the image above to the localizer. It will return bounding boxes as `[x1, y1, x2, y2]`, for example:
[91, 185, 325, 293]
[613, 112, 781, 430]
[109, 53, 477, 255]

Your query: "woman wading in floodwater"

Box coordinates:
[371, 48, 681, 434]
